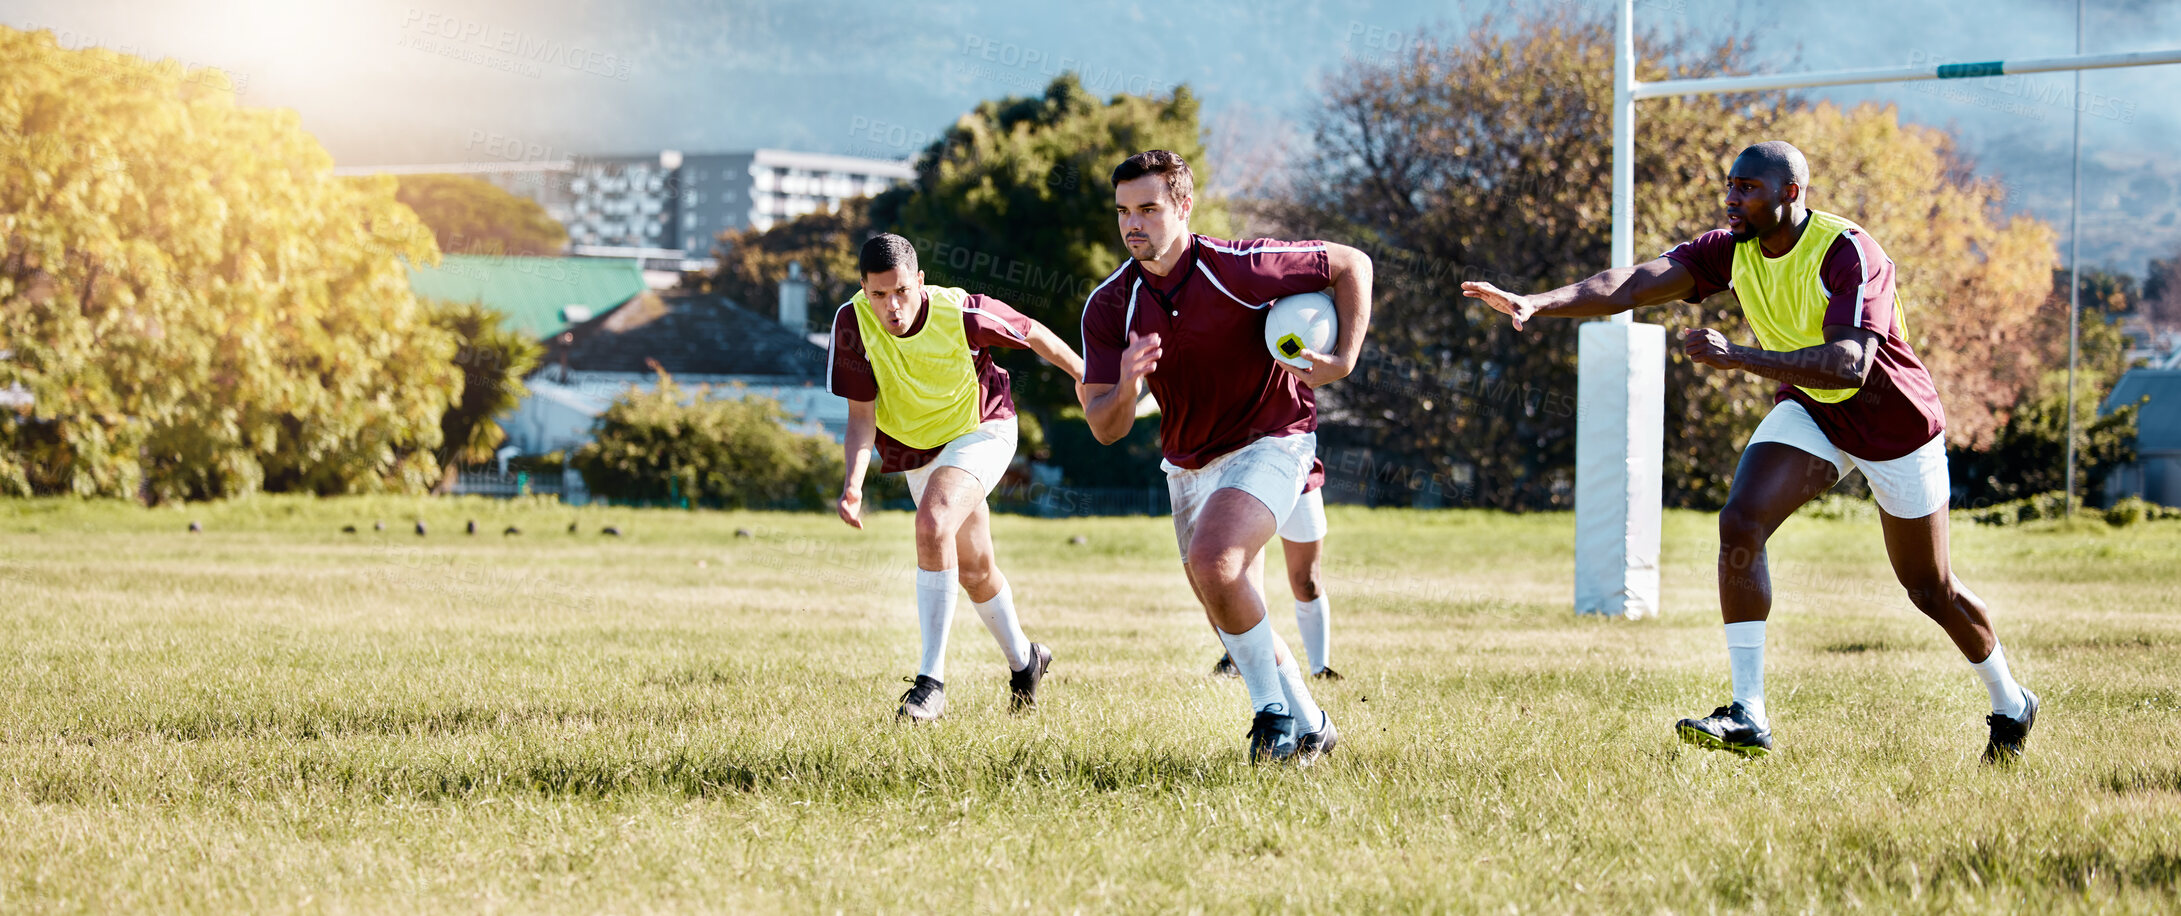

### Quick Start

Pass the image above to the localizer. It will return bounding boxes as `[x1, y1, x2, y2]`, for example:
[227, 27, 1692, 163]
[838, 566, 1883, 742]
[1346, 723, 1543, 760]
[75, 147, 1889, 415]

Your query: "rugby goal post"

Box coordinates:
[1581, 0, 2181, 618]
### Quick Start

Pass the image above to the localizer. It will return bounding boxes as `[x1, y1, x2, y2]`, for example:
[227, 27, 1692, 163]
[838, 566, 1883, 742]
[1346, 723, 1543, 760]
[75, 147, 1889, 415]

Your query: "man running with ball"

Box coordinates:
[1463, 141, 2037, 762]
[832, 234, 1086, 723]
[1080, 150, 1374, 762]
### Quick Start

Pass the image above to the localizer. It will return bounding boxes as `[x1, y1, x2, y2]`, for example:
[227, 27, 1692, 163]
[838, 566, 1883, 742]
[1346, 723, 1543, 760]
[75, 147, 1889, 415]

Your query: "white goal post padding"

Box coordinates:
[1575, 321, 1665, 619]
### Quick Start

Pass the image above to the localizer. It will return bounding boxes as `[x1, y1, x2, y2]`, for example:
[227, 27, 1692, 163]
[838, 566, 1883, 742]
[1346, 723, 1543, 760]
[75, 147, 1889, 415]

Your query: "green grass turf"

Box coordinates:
[1, 496, 2176, 913]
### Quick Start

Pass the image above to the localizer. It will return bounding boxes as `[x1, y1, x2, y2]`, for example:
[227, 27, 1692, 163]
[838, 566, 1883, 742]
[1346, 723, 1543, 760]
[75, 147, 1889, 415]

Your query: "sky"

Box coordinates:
[9, 0, 2181, 275]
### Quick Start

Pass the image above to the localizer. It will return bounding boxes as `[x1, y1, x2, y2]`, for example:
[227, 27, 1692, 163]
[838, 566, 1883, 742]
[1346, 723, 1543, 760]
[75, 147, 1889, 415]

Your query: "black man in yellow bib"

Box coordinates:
[1463, 142, 2036, 763]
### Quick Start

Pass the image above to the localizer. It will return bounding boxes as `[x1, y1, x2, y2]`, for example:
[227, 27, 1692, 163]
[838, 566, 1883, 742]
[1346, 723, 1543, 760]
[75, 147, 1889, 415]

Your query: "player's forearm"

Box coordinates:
[1526, 266, 1650, 319]
[1725, 341, 1870, 389]
[1528, 257, 1700, 321]
[841, 405, 877, 491]
[1082, 384, 1136, 445]
[1027, 322, 1085, 381]
[1326, 245, 1374, 363]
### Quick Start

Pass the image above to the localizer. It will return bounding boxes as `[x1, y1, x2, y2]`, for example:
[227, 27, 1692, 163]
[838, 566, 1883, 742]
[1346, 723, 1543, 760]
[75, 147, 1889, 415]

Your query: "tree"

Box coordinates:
[429, 300, 543, 490]
[876, 74, 1231, 414]
[394, 174, 566, 257]
[1953, 369, 2138, 507]
[1270, 10, 2072, 509]
[1268, 12, 1787, 509]
[2144, 249, 2181, 334]
[569, 369, 840, 509]
[700, 201, 869, 332]
[0, 26, 461, 500]
[2048, 266, 2140, 386]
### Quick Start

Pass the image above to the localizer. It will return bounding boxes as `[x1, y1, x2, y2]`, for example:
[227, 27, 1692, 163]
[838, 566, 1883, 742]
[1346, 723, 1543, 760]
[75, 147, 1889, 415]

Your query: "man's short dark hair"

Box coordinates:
[1733, 141, 1810, 193]
[859, 233, 918, 277]
[1111, 150, 1195, 206]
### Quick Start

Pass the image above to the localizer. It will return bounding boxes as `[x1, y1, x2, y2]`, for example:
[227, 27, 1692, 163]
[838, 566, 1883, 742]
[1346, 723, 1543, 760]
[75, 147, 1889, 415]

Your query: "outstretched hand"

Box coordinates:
[1462, 281, 1539, 330]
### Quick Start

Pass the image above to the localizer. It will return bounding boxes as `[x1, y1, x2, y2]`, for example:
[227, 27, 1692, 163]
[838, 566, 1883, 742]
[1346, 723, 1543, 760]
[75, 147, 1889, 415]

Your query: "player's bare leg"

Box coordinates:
[1878, 507, 2035, 761]
[1679, 443, 1839, 756]
[914, 467, 983, 572]
[953, 497, 1050, 711]
[1283, 537, 1323, 602]
[1717, 443, 1842, 626]
[1876, 508, 1992, 658]
[1185, 490, 1277, 634]
[1188, 489, 1333, 762]
[1281, 536, 1338, 678]
[897, 467, 985, 723]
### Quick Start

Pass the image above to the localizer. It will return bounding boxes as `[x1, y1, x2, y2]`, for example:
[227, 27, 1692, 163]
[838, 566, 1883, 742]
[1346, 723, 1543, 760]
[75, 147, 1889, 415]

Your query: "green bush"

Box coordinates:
[1796, 493, 1878, 523]
[2104, 497, 2149, 527]
[2102, 496, 2181, 527]
[570, 373, 840, 509]
[1961, 491, 2115, 527]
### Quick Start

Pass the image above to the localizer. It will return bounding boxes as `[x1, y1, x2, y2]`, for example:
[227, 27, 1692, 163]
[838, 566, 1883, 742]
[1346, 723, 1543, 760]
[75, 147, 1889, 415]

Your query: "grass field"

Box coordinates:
[1, 496, 2177, 913]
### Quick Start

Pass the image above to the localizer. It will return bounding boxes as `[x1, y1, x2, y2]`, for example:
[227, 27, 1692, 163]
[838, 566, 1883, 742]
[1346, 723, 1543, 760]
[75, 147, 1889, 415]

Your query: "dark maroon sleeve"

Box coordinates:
[960, 294, 1034, 350]
[827, 304, 879, 402]
[1080, 291, 1126, 387]
[1660, 230, 1737, 302]
[1819, 231, 1899, 338]
[1201, 238, 1333, 304]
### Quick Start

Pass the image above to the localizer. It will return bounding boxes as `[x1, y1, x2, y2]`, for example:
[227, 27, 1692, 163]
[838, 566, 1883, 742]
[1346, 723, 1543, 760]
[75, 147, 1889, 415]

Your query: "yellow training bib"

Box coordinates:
[849, 285, 981, 449]
[1729, 209, 1904, 404]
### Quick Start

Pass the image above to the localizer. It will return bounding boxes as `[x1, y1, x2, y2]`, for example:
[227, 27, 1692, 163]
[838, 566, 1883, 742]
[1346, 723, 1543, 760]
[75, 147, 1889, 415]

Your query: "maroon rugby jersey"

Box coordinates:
[1081, 235, 1333, 469]
[1664, 227, 1945, 461]
[828, 292, 1033, 474]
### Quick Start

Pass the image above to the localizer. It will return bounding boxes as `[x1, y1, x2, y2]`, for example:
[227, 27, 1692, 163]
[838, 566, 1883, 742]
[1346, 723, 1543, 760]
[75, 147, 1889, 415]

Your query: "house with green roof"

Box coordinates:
[405, 255, 649, 339]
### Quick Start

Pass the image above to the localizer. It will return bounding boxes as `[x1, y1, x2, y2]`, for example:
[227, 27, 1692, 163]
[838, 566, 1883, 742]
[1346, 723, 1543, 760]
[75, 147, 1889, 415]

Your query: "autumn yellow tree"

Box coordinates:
[1274, 11, 2069, 508]
[0, 26, 461, 499]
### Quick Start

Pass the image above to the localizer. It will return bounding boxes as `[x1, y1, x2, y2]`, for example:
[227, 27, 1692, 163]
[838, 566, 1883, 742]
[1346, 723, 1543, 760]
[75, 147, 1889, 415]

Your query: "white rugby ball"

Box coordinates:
[1264, 291, 1336, 369]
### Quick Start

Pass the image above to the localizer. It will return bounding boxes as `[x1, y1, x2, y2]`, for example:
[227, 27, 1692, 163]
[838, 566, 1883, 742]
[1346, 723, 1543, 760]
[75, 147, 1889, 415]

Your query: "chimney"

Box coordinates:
[778, 260, 810, 333]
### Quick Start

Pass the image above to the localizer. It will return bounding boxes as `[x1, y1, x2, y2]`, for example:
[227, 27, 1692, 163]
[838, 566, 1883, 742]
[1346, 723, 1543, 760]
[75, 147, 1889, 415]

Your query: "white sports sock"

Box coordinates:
[1216, 618, 1288, 715]
[1724, 620, 1767, 725]
[915, 568, 958, 682]
[1272, 632, 1326, 733]
[973, 583, 1032, 672]
[1972, 643, 2027, 719]
[1294, 596, 1331, 673]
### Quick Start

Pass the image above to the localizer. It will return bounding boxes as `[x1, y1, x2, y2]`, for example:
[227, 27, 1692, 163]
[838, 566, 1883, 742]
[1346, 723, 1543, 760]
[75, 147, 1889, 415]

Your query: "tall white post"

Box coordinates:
[2064, 0, 2084, 516]
[1611, 0, 1636, 306]
[1575, 0, 1665, 618]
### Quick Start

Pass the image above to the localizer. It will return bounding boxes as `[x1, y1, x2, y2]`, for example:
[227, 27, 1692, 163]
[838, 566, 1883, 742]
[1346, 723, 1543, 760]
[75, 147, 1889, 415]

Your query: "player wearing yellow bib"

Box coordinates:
[1463, 142, 2036, 763]
[830, 234, 1087, 723]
